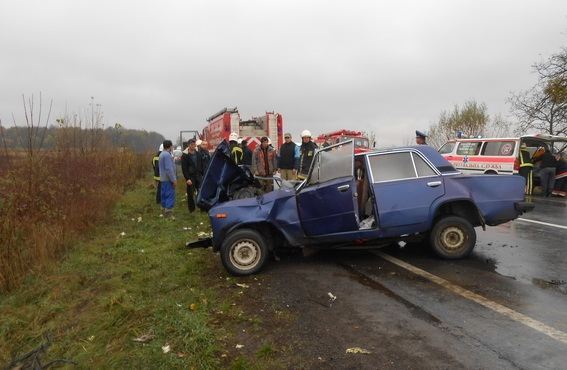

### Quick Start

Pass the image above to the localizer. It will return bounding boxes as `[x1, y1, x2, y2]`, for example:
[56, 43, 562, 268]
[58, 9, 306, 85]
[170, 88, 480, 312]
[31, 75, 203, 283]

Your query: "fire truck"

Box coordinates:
[315, 129, 371, 153]
[201, 107, 283, 151]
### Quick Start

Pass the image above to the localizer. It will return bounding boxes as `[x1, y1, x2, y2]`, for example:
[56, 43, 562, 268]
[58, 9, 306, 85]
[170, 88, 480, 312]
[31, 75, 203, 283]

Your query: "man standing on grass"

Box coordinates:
[181, 139, 202, 213]
[158, 140, 177, 218]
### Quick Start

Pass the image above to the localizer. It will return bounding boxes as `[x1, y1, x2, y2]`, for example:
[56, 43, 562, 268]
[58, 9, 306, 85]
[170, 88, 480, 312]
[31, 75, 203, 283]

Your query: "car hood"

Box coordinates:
[197, 140, 256, 211]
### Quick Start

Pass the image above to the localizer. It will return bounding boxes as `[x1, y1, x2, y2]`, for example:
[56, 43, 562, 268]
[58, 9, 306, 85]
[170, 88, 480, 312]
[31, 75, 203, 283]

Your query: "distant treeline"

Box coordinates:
[0, 125, 165, 153]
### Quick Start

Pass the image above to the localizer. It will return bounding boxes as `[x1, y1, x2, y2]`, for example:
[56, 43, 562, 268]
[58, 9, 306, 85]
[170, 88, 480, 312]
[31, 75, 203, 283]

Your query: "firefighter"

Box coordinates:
[152, 143, 163, 204]
[229, 132, 243, 165]
[296, 130, 318, 180]
[518, 142, 534, 195]
[415, 130, 428, 145]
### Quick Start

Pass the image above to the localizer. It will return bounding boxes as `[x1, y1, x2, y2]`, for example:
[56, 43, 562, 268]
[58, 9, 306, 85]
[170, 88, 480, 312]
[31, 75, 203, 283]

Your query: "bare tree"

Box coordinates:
[509, 47, 567, 138]
[427, 100, 493, 149]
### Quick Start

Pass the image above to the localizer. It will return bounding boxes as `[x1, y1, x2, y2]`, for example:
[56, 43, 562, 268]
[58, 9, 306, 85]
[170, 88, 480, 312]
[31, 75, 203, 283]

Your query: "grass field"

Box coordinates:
[0, 180, 227, 368]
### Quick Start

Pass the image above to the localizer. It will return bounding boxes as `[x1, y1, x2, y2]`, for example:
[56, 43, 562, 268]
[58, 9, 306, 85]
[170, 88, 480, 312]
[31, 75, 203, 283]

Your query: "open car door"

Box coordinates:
[296, 140, 357, 236]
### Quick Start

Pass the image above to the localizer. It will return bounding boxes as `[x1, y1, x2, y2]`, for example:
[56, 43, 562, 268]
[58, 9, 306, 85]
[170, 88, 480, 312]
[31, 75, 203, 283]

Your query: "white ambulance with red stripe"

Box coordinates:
[439, 134, 567, 175]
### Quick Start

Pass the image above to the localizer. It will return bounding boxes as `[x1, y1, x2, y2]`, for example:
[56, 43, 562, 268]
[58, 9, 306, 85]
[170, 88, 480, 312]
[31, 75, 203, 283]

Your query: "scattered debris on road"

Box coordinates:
[346, 347, 372, 354]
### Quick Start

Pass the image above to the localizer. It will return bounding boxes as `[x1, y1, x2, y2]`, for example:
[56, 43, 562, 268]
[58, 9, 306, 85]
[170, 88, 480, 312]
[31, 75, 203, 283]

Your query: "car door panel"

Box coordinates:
[297, 176, 358, 235]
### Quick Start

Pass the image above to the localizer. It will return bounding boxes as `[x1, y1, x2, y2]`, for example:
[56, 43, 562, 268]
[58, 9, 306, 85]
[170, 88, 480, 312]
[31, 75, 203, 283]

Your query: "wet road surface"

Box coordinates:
[256, 197, 567, 369]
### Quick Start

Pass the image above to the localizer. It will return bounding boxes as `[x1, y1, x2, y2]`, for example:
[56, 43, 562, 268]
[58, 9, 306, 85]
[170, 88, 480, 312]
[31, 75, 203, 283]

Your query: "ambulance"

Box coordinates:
[438, 134, 567, 175]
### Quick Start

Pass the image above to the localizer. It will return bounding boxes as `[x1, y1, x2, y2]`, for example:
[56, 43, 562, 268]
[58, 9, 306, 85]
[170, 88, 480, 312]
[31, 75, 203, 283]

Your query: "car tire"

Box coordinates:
[221, 229, 268, 276]
[430, 216, 476, 259]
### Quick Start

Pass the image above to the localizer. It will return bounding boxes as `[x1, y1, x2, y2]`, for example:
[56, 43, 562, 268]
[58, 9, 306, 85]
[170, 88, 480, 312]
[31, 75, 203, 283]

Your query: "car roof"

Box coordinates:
[444, 134, 567, 143]
[357, 145, 456, 173]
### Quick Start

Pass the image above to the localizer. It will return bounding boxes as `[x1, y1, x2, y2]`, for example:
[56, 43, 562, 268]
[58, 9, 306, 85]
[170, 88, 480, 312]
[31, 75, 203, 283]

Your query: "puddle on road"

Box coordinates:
[338, 262, 441, 325]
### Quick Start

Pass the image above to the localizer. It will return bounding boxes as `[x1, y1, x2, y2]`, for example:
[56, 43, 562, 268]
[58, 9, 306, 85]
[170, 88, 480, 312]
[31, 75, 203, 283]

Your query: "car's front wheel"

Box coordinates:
[221, 229, 268, 275]
[430, 216, 476, 259]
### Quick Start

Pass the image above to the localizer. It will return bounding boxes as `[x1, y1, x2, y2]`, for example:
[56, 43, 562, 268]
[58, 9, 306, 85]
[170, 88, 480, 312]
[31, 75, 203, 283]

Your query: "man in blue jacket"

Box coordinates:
[158, 140, 177, 218]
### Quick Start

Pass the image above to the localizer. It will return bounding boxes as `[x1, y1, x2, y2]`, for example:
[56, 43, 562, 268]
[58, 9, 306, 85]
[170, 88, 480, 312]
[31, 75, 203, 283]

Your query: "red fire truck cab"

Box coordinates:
[201, 107, 283, 151]
[315, 130, 371, 153]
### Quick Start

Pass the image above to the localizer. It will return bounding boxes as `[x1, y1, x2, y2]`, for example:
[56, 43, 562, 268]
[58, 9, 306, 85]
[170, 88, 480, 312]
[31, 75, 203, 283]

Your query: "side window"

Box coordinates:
[308, 141, 353, 185]
[368, 152, 416, 183]
[456, 142, 482, 155]
[481, 141, 516, 156]
[412, 153, 437, 177]
[438, 142, 455, 154]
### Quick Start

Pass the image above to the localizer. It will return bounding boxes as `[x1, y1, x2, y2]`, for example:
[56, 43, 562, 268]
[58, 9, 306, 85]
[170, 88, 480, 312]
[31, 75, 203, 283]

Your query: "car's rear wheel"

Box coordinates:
[221, 229, 268, 275]
[430, 216, 476, 259]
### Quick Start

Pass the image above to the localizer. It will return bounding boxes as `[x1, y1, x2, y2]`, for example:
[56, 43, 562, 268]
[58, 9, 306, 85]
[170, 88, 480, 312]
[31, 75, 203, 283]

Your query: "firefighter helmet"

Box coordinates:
[301, 130, 312, 138]
[229, 132, 238, 141]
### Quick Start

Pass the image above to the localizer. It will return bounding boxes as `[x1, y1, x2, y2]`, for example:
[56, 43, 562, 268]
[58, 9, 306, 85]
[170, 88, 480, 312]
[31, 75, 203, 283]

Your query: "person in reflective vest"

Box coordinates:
[228, 132, 243, 165]
[518, 143, 533, 195]
[152, 143, 163, 204]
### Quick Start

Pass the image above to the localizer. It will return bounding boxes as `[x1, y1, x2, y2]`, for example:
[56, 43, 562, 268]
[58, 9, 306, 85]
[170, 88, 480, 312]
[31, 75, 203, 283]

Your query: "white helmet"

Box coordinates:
[158, 143, 164, 151]
[196, 139, 202, 146]
[301, 130, 312, 138]
[229, 132, 238, 141]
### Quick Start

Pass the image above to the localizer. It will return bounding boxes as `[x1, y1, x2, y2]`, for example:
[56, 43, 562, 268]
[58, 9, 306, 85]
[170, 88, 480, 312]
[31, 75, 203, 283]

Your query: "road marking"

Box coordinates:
[373, 251, 567, 345]
[517, 218, 567, 230]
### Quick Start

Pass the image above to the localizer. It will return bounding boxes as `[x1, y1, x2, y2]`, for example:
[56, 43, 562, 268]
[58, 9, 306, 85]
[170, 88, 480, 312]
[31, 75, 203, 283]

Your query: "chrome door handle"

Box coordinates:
[337, 184, 350, 192]
[427, 181, 442, 187]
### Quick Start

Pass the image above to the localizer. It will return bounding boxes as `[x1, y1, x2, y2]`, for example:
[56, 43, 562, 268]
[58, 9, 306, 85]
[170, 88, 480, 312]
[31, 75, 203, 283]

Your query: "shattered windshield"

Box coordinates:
[308, 141, 354, 185]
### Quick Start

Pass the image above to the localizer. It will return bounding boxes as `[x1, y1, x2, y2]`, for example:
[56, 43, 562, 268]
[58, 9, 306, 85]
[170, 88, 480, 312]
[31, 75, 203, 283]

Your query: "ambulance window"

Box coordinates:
[369, 152, 416, 182]
[439, 142, 455, 154]
[481, 141, 516, 156]
[456, 142, 482, 155]
[412, 153, 437, 177]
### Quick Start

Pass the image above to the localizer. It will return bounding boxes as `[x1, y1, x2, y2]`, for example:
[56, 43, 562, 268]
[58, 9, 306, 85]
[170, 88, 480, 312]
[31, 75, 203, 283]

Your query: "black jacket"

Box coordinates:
[181, 150, 203, 183]
[297, 141, 318, 175]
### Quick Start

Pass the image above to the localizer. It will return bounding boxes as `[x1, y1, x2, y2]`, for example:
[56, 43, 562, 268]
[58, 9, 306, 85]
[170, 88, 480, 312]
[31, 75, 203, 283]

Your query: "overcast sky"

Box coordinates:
[1, 0, 566, 147]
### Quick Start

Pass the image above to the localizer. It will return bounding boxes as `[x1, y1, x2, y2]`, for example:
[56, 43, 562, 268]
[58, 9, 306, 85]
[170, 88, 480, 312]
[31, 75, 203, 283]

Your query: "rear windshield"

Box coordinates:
[481, 141, 516, 156]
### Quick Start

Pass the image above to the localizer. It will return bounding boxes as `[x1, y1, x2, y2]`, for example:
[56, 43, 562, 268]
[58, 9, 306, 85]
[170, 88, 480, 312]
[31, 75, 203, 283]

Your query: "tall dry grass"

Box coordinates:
[0, 95, 147, 292]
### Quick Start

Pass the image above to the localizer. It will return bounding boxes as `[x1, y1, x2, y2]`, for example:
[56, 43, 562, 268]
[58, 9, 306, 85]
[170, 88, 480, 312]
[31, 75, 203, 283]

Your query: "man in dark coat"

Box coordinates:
[181, 139, 202, 213]
[296, 130, 318, 180]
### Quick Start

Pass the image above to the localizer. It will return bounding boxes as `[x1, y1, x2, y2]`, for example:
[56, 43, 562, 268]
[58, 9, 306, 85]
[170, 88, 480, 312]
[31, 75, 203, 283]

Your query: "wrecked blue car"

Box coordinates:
[190, 140, 533, 275]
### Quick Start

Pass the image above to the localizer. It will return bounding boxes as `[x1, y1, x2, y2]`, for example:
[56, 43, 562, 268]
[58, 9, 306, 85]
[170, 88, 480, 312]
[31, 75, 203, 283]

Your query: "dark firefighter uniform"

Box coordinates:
[230, 141, 243, 165]
[519, 145, 533, 195]
[297, 141, 318, 180]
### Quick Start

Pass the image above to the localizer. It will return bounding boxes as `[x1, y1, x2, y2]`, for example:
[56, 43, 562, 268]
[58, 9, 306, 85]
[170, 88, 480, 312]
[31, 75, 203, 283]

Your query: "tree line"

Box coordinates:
[427, 46, 567, 148]
[0, 124, 164, 154]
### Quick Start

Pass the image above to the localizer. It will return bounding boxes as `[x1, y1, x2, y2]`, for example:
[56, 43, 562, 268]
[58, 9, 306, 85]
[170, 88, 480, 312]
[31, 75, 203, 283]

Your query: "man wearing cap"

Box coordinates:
[415, 130, 428, 145]
[278, 133, 299, 180]
[181, 139, 202, 213]
[252, 136, 278, 192]
[297, 130, 318, 180]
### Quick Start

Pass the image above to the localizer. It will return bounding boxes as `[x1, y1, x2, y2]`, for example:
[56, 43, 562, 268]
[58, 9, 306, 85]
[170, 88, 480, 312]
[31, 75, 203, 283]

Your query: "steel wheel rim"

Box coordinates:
[229, 239, 261, 271]
[440, 226, 466, 251]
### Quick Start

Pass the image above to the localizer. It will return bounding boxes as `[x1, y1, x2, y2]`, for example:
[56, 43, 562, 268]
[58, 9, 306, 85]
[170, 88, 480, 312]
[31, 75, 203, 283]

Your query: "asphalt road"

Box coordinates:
[255, 197, 567, 369]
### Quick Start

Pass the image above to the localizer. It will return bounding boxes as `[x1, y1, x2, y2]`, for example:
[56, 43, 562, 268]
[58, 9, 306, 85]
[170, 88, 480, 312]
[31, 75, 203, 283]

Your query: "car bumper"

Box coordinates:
[515, 201, 535, 213]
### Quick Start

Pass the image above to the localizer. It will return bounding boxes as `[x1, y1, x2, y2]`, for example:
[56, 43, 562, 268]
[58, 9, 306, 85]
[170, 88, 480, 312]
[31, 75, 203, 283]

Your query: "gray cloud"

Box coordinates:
[1, 0, 566, 146]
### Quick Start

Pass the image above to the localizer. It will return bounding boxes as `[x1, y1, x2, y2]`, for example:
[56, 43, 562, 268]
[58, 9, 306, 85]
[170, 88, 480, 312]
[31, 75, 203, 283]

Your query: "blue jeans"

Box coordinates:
[160, 181, 175, 209]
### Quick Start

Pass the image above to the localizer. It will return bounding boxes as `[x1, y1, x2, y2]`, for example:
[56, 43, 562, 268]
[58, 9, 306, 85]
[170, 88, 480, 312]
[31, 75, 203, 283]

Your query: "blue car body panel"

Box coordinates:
[200, 141, 528, 251]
